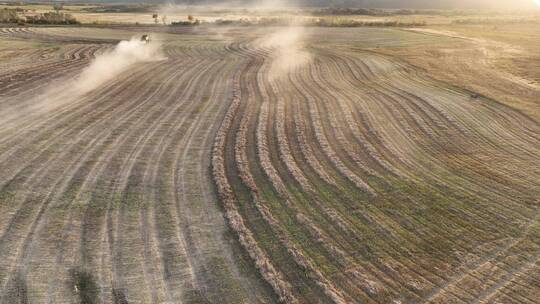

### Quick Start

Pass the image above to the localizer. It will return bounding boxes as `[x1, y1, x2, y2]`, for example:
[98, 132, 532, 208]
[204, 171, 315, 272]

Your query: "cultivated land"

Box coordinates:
[0, 20, 539, 304]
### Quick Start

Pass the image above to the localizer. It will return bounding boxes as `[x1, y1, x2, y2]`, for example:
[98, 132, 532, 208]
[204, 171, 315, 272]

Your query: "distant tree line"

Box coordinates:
[311, 18, 427, 26]
[452, 17, 540, 25]
[310, 8, 444, 16]
[26, 11, 79, 24]
[308, 7, 506, 16]
[171, 15, 201, 26]
[81, 4, 158, 13]
[0, 8, 20, 23]
[170, 16, 427, 27]
[0, 8, 79, 25]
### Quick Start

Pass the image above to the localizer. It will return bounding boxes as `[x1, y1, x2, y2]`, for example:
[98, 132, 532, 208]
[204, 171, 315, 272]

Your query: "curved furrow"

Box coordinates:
[481, 258, 540, 304]
[424, 211, 540, 303]
[0, 45, 103, 99]
[234, 40, 436, 302]
[212, 61, 298, 303]
[37, 59, 204, 303]
[286, 65, 429, 301]
[318, 50, 536, 221]
[298, 78, 450, 299]
[220, 29, 533, 299]
[79, 55, 218, 302]
[0, 27, 118, 44]
[170, 57, 273, 302]
[219, 45, 340, 302]
[101, 60, 219, 303]
[384, 67, 540, 160]
[0, 60, 170, 186]
[310, 48, 540, 290]
[269, 62, 424, 302]
[299, 83, 376, 195]
[2, 26, 538, 304]
[304, 53, 407, 179]
[290, 56, 453, 300]
[282, 45, 480, 302]
[330, 44, 540, 304]
[107, 55, 239, 302]
[0, 60, 185, 302]
[133, 61, 225, 302]
[0, 58, 155, 153]
[272, 55, 462, 302]
[0, 61, 176, 240]
[256, 62, 359, 302]
[68, 58, 222, 303]
[0, 60, 178, 243]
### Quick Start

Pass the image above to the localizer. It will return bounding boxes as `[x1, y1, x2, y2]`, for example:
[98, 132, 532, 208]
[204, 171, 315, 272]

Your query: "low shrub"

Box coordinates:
[311, 18, 427, 27]
[170, 16, 427, 28]
[25, 11, 80, 25]
[1, 9, 79, 25]
[0, 8, 21, 23]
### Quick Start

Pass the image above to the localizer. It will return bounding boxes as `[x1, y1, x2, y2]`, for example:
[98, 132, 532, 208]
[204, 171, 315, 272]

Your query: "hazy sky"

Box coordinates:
[364, 0, 539, 9]
[248, 0, 540, 9]
[298, 0, 540, 9]
[80, 0, 540, 9]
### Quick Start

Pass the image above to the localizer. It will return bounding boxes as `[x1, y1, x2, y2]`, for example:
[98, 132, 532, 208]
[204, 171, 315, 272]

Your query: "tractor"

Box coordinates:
[140, 35, 150, 44]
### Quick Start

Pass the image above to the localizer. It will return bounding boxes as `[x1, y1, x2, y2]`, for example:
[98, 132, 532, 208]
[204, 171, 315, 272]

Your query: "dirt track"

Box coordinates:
[0, 26, 539, 304]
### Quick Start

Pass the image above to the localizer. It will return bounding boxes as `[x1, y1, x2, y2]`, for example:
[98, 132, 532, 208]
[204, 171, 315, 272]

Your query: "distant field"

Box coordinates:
[0, 16, 539, 304]
[380, 24, 540, 121]
[2, 3, 540, 25]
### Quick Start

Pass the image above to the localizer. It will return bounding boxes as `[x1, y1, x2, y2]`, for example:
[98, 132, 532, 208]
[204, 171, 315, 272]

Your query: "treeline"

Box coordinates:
[452, 17, 540, 25]
[312, 18, 427, 27]
[311, 8, 447, 16]
[0, 8, 79, 25]
[26, 11, 79, 24]
[171, 20, 201, 26]
[0, 8, 20, 23]
[172, 17, 427, 27]
[309, 7, 527, 16]
[81, 4, 158, 13]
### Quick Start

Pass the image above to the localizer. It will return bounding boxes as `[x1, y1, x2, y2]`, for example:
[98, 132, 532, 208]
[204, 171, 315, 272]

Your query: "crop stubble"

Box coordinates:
[0, 26, 539, 303]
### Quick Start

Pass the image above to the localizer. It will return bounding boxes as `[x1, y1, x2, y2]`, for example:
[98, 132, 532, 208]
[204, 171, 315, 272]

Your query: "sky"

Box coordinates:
[34, 0, 540, 9]
[293, 0, 540, 9]
[359, 0, 539, 9]
[178, 0, 540, 9]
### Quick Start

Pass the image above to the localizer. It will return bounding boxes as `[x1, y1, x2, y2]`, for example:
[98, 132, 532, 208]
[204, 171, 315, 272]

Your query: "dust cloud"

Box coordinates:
[258, 26, 311, 78]
[74, 37, 166, 94]
[253, 0, 311, 78]
[0, 38, 165, 126]
[248, 0, 291, 10]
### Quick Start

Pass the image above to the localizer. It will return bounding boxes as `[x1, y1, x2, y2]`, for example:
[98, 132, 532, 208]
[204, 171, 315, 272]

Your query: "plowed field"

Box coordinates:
[1, 26, 539, 304]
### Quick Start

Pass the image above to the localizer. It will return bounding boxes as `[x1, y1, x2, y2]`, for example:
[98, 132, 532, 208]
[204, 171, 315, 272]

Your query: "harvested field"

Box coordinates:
[0, 25, 539, 304]
[0, 26, 275, 304]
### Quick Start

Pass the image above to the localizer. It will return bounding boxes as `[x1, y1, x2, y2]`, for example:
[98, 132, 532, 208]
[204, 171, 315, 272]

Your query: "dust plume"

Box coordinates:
[252, 0, 311, 78]
[258, 25, 311, 79]
[248, 0, 292, 10]
[0, 38, 165, 126]
[74, 37, 166, 94]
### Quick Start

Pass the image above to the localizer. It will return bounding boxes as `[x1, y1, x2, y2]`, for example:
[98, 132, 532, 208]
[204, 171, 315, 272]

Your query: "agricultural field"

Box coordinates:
[0, 18, 539, 304]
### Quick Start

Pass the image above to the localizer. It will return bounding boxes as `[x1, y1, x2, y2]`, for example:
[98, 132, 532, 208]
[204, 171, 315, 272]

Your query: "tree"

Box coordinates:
[53, 2, 63, 12]
[0, 8, 20, 23]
